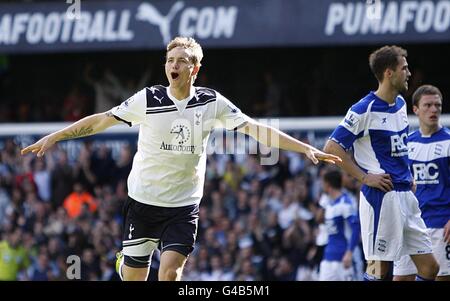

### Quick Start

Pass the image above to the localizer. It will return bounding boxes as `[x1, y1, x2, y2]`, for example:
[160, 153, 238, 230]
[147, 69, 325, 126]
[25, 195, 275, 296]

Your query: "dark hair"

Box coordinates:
[369, 45, 408, 82]
[323, 169, 342, 190]
[412, 84, 443, 107]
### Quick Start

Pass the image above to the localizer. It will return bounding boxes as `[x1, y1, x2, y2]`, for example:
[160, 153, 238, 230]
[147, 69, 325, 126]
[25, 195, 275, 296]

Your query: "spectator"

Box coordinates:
[26, 252, 58, 281]
[63, 182, 97, 219]
[0, 228, 31, 280]
[32, 158, 51, 203]
[50, 150, 74, 209]
[63, 85, 91, 121]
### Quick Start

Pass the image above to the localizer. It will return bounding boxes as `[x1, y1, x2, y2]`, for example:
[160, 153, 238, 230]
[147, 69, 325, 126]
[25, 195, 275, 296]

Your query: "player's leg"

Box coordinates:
[364, 260, 390, 280]
[403, 192, 439, 280]
[319, 261, 343, 281]
[410, 254, 439, 280]
[158, 203, 199, 281]
[429, 228, 450, 281]
[396, 228, 449, 281]
[116, 251, 150, 281]
[393, 255, 416, 281]
[119, 197, 162, 281]
[159, 250, 188, 281]
[122, 262, 150, 281]
[359, 188, 403, 280]
[120, 240, 159, 281]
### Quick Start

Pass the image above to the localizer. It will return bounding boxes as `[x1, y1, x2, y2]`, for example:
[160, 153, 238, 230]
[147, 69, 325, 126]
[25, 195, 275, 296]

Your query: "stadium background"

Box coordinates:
[0, 0, 449, 281]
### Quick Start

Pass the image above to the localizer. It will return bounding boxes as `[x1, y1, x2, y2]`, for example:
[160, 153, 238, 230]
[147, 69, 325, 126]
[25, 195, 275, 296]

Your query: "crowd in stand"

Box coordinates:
[0, 139, 129, 280]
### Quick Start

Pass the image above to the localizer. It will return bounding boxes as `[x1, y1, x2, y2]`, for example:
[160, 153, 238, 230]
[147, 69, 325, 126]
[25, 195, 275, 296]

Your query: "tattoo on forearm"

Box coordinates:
[61, 126, 94, 140]
[105, 111, 113, 117]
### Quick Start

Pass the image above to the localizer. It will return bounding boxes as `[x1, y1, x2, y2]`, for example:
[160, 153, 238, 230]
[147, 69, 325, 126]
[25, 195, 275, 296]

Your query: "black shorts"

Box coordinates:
[121, 197, 199, 268]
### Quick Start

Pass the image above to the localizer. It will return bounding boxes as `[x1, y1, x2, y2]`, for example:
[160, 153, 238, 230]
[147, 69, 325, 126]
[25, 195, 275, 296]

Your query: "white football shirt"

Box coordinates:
[111, 85, 250, 207]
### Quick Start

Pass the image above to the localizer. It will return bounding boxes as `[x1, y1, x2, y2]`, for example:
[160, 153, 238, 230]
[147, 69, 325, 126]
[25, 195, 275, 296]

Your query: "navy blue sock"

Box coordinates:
[415, 275, 434, 281]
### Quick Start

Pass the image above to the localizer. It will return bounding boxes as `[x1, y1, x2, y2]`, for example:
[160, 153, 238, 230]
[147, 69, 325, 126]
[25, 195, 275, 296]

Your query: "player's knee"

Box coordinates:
[417, 259, 439, 279]
[123, 265, 149, 281]
[159, 267, 181, 281]
[431, 261, 440, 276]
[427, 261, 440, 278]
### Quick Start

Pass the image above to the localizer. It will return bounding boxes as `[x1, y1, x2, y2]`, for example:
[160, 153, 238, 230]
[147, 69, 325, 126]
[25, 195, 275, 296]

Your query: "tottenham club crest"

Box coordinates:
[161, 123, 196, 153]
[170, 124, 191, 145]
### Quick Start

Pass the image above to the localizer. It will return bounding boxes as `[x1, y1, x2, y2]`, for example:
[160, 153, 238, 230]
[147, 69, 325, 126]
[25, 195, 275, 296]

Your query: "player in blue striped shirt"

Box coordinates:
[319, 169, 361, 281]
[324, 46, 439, 281]
[394, 85, 450, 281]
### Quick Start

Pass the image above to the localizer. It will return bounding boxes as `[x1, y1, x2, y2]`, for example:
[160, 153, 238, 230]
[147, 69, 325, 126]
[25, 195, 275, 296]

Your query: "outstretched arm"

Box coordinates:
[323, 140, 394, 192]
[21, 111, 121, 157]
[236, 118, 342, 165]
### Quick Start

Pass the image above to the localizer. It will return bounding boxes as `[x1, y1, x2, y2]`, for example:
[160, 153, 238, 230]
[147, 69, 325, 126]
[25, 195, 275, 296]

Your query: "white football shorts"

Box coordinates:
[394, 228, 450, 277]
[359, 184, 432, 261]
[319, 260, 354, 281]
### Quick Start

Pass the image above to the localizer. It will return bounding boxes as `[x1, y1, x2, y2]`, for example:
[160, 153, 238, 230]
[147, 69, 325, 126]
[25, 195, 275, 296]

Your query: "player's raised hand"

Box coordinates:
[21, 134, 56, 157]
[363, 173, 394, 192]
[305, 148, 342, 165]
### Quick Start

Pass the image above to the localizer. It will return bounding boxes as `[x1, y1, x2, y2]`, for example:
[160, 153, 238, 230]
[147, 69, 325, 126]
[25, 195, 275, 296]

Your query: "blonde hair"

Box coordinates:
[167, 36, 203, 67]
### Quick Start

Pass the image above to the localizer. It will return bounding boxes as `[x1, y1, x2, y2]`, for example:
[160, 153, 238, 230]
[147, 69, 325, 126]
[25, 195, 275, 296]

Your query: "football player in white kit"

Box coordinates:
[393, 85, 450, 281]
[21, 37, 341, 281]
[324, 46, 439, 281]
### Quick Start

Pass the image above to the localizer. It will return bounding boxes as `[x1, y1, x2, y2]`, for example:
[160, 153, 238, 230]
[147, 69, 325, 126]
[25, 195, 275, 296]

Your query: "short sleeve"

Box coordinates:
[319, 193, 331, 208]
[329, 107, 366, 150]
[340, 202, 355, 219]
[215, 92, 251, 130]
[447, 132, 450, 156]
[110, 89, 147, 126]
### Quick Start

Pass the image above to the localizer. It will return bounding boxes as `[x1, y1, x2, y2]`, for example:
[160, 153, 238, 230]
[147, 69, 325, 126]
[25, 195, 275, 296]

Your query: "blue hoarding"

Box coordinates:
[0, 0, 449, 53]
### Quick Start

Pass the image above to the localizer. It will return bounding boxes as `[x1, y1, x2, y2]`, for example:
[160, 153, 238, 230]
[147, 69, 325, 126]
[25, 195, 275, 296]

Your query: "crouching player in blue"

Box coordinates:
[319, 169, 361, 281]
[394, 85, 450, 281]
